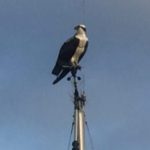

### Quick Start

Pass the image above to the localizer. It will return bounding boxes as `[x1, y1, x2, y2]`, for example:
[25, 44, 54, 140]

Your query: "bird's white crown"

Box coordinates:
[78, 24, 86, 29]
[74, 24, 86, 30]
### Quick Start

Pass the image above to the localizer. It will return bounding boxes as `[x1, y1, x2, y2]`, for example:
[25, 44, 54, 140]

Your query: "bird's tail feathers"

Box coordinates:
[52, 63, 61, 75]
[53, 69, 70, 84]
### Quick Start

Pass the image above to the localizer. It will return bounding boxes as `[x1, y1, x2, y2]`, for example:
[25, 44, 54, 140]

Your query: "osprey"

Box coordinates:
[52, 24, 88, 84]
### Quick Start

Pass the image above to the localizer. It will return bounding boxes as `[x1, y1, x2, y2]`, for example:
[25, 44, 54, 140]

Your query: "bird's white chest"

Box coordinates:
[71, 35, 88, 65]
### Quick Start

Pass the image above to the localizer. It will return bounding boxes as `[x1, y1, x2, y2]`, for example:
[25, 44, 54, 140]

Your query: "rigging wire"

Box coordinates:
[67, 122, 74, 150]
[75, 0, 86, 24]
[85, 121, 95, 150]
[81, 0, 86, 24]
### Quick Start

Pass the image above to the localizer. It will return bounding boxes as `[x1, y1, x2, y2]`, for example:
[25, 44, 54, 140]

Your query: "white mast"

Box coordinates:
[78, 102, 85, 150]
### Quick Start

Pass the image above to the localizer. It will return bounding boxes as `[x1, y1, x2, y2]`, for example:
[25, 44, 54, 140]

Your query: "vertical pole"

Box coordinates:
[79, 106, 85, 150]
[71, 68, 86, 150]
[73, 100, 85, 150]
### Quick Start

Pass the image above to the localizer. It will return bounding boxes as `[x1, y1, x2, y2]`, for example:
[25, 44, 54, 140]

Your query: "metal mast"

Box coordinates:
[69, 68, 86, 150]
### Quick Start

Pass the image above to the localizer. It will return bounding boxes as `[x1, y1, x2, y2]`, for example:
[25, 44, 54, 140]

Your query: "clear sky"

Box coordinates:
[0, 0, 150, 150]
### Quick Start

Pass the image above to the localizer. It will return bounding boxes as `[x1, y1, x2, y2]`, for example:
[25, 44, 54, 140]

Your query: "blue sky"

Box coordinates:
[0, 0, 150, 150]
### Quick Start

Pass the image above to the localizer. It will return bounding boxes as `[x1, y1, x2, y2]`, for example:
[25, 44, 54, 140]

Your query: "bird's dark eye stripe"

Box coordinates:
[82, 27, 86, 32]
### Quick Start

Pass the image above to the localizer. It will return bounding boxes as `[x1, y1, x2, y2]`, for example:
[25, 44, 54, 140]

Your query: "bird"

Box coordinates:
[52, 24, 88, 84]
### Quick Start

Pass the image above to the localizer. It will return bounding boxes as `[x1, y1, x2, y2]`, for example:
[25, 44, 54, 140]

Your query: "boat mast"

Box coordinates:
[70, 68, 86, 150]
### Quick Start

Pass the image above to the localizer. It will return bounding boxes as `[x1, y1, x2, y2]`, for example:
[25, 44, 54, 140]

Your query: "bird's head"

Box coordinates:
[74, 24, 87, 32]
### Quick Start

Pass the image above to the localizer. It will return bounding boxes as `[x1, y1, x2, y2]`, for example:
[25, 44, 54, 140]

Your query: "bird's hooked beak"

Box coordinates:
[74, 25, 79, 30]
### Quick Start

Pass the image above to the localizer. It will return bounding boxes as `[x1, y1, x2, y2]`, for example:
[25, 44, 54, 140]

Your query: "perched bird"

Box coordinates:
[52, 24, 88, 84]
